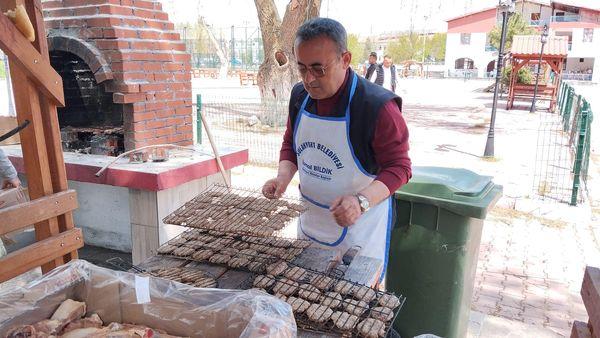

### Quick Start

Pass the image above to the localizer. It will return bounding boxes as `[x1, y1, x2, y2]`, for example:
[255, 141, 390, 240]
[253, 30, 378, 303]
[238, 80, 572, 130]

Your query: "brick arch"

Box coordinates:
[47, 35, 113, 84]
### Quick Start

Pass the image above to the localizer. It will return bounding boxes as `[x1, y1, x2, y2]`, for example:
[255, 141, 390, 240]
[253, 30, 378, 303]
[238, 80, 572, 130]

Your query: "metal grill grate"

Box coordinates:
[253, 267, 405, 337]
[163, 184, 308, 237]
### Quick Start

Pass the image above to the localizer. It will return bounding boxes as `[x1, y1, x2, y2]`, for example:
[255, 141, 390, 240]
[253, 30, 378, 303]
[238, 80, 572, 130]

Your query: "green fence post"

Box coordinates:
[563, 87, 574, 132]
[558, 82, 566, 113]
[571, 101, 591, 206]
[196, 94, 202, 145]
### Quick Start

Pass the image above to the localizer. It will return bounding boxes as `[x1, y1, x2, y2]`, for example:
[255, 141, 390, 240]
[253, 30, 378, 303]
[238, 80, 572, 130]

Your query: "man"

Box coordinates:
[364, 52, 378, 79]
[370, 55, 397, 93]
[262, 18, 411, 282]
[0, 148, 21, 258]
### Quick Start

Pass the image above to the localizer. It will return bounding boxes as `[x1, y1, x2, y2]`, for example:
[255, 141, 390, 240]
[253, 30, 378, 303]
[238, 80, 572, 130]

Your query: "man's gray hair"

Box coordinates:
[295, 17, 347, 54]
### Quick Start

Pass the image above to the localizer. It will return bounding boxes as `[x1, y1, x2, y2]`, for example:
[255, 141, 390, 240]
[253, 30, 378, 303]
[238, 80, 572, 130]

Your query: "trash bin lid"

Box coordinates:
[395, 166, 503, 219]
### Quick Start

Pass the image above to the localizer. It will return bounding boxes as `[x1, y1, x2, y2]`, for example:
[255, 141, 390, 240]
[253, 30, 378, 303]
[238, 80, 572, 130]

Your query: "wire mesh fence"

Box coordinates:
[198, 95, 288, 166]
[533, 81, 593, 205]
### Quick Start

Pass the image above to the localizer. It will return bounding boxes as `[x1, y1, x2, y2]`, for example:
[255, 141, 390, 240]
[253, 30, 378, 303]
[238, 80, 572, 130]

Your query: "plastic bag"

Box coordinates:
[0, 260, 296, 338]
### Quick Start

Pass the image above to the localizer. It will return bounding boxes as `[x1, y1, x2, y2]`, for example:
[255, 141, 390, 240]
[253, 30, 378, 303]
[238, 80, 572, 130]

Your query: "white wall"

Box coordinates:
[515, 2, 552, 23]
[568, 28, 600, 58]
[445, 32, 497, 77]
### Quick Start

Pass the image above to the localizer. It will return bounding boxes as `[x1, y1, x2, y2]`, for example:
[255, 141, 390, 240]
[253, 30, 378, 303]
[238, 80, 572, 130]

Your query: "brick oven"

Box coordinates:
[41, 0, 193, 155]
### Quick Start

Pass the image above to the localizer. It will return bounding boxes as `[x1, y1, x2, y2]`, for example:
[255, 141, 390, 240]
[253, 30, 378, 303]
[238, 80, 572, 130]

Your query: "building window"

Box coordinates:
[583, 28, 593, 42]
[531, 13, 541, 21]
[460, 33, 471, 45]
[580, 58, 584, 62]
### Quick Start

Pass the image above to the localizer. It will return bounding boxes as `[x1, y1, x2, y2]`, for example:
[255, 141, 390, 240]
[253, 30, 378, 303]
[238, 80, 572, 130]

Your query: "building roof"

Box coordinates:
[552, 0, 600, 12]
[510, 35, 568, 57]
[446, 7, 497, 22]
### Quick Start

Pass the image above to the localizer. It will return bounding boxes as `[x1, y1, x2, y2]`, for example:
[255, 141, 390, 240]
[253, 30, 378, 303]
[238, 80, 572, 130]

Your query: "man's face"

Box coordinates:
[295, 36, 351, 100]
[368, 55, 377, 64]
[383, 57, 392, 68]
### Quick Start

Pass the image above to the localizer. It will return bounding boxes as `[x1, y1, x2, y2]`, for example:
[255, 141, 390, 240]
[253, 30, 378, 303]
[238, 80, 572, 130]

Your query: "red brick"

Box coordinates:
[132, 112, 156, 123]
[113, 92, 146, 104]
[174, 90, 192, 99]
[130, 41, 156, 50]
[94, 72, 114, 83]
[122, 18, 146, 27]
[163, 32, 180, 40]
[175, 124, 193, 134]
[41, 1, 63, 9]
[169, 83, 187, 91]
[146, 20, 163, 29]
[145, 101, 167, 111]
[146, 120, 167, 129]
[139, 30, 161, 40]
[140, 83, 169, 92]
[154, 73, 172, 81]
[122, 102, 146, 113]
[61, 19, 84, 28]
[155, 127, 175, 138]
[104, 28, 138, 39]
[95, 39, 129, 49]
[146, 94, 155, 101]
[79, 27, 104, 39]
[173, 73, 189, 82]
[142, 62, 163, 72]
[133, 0, 155, 9]
[153, 2, 162, 10]
[112, 62, 143, 72]
[169, 133, 191, 144]
[173, 54, 191, 62]
[45, 8, 74, 17]
[164, 63, 184, 71]
[86, 17, 121, 27]
[72, 6, 97, 16]
[154, 92, 173, 100]
[133, 8, 154, 19]
[121, 0, 134, 5]
[154, 11, 169, 21]
[155, 109, 173, 118]
[133, 130, 156, 141]
[99, 4, 133, 16]
[116, 72, 147, 81]
[163, 22, 175, 30]
[175, 107, 190, 116]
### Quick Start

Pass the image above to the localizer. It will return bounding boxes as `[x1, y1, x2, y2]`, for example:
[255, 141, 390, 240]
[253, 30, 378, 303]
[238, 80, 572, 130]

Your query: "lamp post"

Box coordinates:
[484, 0, 515, 158]
[530, 24, 549, 113]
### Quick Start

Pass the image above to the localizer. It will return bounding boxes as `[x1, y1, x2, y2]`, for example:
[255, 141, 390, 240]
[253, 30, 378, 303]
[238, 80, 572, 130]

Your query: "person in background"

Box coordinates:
[370, 55, 397, 93]
[0, 148, 20, 258]
[0, 148, 20, 189]
[262, 18, 411, 283]
[364, 52, 378, 79]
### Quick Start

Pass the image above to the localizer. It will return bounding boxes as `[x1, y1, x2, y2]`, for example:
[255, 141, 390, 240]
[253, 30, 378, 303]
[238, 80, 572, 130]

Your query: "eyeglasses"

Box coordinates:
[297, 63, 331, 78]
[297, 54, 346, 78]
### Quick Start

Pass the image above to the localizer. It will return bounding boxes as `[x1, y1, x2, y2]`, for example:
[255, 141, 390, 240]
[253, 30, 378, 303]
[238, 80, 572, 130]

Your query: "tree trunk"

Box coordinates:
[254, 0, 321, 101]
[200, 18, 229, 79]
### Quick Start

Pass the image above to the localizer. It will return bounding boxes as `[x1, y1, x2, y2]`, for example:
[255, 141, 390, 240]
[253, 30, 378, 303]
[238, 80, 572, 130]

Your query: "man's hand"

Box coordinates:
[2, 177, 21, 189]
[262, 177, 289, 199]
[329, 195, 362, 227]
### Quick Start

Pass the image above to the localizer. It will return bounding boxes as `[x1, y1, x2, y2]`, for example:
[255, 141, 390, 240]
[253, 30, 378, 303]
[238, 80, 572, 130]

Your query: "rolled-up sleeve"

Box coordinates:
[372, 100, 412, 192]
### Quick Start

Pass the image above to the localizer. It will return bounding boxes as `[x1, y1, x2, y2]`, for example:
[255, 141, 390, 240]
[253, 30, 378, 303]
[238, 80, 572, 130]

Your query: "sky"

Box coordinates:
[159, 0, 502, 36]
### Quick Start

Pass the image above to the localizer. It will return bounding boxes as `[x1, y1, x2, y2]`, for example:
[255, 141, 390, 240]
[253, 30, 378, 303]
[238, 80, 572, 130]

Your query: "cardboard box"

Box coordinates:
[0, 260, 296, 338]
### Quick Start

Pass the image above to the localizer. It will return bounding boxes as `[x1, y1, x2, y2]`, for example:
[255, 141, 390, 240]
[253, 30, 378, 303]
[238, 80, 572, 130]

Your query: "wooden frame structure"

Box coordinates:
[0, 0, 83, 282]
[506, 35, 568, 111]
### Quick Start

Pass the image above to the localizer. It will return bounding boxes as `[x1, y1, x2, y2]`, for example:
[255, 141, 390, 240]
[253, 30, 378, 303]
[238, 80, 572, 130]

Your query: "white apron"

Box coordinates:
[293, 74, 393, 282]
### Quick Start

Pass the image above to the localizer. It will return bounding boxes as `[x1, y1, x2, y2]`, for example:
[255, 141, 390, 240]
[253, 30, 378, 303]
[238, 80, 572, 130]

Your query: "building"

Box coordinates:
[444, 0, 600, 82]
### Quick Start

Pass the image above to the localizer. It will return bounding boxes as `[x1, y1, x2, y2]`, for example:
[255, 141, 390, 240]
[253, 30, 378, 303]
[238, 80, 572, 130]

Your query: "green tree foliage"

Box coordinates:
[502, 65, 534, 85]
[387, 33, 446, 63]
[347, 34, 365, 67]
[489, 13, 536, 51]
[0, 60, 5, 79]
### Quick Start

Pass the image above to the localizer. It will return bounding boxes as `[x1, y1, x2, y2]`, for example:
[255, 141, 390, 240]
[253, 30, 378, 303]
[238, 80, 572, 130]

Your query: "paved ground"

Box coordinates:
[224, 77, 600, 337]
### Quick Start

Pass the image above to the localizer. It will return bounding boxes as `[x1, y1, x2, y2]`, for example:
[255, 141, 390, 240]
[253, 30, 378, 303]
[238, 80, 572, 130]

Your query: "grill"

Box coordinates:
[252, 267, 405, 337]
[162, 184, 308, 237]
[157, 229, 312, 274]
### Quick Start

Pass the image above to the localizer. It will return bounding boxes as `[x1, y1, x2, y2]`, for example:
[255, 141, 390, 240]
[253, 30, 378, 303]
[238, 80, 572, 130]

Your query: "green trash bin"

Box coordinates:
[387, 166, 503, 338]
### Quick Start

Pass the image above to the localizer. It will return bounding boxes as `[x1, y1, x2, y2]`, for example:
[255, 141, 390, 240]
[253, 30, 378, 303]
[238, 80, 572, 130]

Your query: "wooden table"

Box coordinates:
[138, 247, 384, 338]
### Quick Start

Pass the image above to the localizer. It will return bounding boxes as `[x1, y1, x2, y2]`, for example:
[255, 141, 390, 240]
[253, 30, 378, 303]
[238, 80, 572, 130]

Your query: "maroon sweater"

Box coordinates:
[279, 72, 411, 192]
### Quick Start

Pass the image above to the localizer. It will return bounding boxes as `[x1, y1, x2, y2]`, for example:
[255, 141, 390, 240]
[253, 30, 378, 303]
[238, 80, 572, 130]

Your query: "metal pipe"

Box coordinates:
[196, 94, 202, 144]
[530, 24, 549, 113]
[484, 1, 513, 158]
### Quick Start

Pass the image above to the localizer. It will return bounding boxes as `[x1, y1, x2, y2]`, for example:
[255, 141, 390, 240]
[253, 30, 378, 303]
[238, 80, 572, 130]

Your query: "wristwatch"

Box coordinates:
[356, 194, 370, 213]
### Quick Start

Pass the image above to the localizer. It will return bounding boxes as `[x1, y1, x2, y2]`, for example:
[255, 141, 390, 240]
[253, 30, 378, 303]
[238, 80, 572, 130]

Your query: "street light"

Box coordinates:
[484, 0, 515, 158]
[530, 24, 549, 113]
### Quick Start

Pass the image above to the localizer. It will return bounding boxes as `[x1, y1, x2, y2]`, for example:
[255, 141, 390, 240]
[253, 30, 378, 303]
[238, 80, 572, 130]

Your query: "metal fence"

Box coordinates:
[197, 95, 288, 166]
[533, 81, 593, 205]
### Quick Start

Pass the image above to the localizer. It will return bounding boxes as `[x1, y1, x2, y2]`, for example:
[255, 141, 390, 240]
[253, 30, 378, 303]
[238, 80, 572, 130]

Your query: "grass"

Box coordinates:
[490, 206, 569, 229]
[0, 60, 5, 79]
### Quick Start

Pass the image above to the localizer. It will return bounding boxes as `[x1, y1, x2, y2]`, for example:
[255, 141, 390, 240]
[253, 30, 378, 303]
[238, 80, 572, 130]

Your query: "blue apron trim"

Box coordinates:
[300, 191, 330, 209]
[380, 196, 394, 283]
[300, 219, 349, 247]
[292, 94, 310, 154]
[344, 74, 377, 179]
